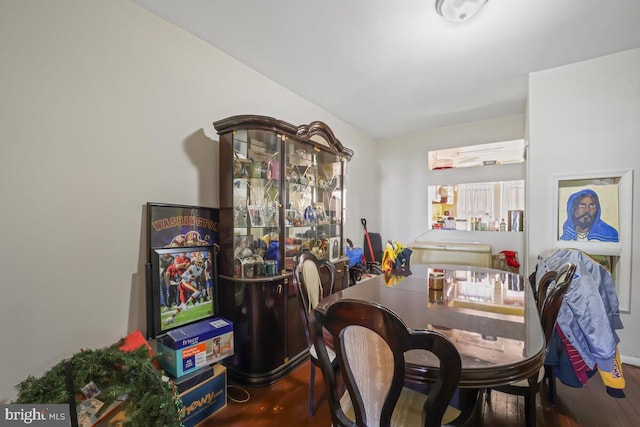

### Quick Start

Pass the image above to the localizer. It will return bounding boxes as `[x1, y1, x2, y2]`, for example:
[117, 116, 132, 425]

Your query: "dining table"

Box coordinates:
[314, 263, 546, 390]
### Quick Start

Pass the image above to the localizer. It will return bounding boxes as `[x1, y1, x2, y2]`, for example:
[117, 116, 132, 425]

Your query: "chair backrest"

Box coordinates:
[535, 270, 558, 313]
[539, 262, 576, 343]
[293, 250, 335, 348]
[311, 299, 461, 427]
[535, 262, 575, 314]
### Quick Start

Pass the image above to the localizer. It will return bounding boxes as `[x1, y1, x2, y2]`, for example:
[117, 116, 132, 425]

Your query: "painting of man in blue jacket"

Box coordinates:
[560, 188, 618, 242]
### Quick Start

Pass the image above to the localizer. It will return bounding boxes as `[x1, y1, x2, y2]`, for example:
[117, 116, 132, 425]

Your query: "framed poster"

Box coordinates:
[146, 203, 220, 338]
[552, 170, 633, 312]
[147, 203, 219, 249]
[150, 247, 216, 335]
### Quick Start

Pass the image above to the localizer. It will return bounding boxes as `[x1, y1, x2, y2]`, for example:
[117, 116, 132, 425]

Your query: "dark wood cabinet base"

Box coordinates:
[223, 350, 308, 386]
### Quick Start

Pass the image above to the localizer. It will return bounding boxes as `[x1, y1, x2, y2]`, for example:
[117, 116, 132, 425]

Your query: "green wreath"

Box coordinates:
[14, 339, 183, 427]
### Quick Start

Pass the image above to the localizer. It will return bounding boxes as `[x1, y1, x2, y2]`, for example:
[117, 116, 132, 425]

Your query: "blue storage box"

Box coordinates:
[157, 318, 233, 378]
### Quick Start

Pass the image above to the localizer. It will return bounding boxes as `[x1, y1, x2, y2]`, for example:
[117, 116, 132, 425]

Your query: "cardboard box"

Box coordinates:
[157, 318, 233, 378]
[172, 365, 216, 394]
[96, 365, 227, 427]
[179, 364, 227, 427]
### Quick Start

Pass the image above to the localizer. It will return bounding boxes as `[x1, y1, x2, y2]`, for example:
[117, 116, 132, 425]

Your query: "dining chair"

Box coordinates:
[293, 249, 336, 416]
[539, 262, 577, 404]
[311, 298, 465, 427]
[488, 262, 576, 427]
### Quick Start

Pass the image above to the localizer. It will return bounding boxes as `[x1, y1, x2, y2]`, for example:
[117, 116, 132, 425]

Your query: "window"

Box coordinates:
[428, 180, 524, 231]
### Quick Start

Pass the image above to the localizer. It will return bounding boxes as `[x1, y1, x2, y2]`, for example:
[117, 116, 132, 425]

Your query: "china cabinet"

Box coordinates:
[213, 115, 352, 384]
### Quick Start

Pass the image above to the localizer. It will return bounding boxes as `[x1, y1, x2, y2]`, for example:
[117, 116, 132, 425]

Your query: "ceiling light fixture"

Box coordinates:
[435, 0, 488, 23]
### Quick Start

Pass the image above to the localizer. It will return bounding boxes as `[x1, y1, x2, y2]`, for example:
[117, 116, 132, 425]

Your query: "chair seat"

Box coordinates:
[309, 343, 335, 363]
[340, 387, 461, 426]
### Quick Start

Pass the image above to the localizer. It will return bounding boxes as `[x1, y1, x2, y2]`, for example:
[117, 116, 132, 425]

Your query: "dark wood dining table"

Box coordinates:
[314, 263, 546, 389]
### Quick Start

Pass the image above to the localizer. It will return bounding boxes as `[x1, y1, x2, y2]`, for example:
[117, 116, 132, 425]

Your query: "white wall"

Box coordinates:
[528, 48, 640, 364]
[376, 116, 526, 256]
[0, 0, 376, 401]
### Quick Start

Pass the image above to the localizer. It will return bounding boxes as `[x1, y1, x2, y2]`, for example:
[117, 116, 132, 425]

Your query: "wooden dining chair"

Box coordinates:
[293, 249, 336, 416]
[539, 262, 577, 404]
[488, 262, 576, 427]
[311, 298, 465, 427]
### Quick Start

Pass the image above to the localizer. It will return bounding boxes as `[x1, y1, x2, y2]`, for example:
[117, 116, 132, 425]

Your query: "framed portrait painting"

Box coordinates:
[552, 169, 633, 312]
[557, 183, 619, 243]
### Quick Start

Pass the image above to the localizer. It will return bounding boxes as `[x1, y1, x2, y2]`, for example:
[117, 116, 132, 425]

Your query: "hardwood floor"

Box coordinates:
[203, 361, 640, 426]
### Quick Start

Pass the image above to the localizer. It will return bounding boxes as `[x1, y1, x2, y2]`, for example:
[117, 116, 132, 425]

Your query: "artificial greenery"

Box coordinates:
[14, 339, 183, 427]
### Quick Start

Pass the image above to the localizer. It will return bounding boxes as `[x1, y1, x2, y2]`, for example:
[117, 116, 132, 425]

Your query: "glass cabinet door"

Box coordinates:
[231, 129, 282, 277]
[283, 138, 344, 270]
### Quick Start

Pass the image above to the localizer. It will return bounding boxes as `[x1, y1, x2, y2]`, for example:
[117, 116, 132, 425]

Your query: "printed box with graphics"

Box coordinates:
[157, 318, 233, 378]
[178, 364, 227, 427]
[172, 364, 216, 394]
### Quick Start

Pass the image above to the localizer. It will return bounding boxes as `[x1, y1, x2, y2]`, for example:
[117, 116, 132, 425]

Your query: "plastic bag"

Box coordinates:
[381, 241, 412, 272]
[346, 245, 364, 268]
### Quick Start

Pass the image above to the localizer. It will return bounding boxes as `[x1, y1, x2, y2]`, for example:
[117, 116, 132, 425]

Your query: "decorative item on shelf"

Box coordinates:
[265, 239, 280, 272]
[235, 254, 266, 279]
[234, 151, 250, 178]
[455, 219, 468, 231]
[264, 260, 277, 277]
[508, 210, 524, 231]
[315, 204, 328, 224]
[429, 288, 445, 304]
[239, 256, 255, 278]
[233, 236, 253, 259]
[260, 161, 268, 178]
[267, 157, 279, 180]
[444, 217, 456, 230]
[285, 209, 298, 226]
[303, 205, 317, 225]
[248, 205, 265, 227]
[235, 206, 248, 227]
[437, 185, 454, 203]
[429, 271, 445, 290]
[268, 211, 278, 227]
[251, 254, 264, 276]
[315, 237, 329, 258]
[250, 160, 262, 178]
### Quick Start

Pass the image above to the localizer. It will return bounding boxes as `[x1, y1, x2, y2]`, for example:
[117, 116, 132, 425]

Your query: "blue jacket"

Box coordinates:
[537, 249, 623, 371]
[560, 188, 619, 242]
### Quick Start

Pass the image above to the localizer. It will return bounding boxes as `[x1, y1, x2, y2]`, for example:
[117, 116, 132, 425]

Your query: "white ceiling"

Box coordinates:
[131, 0, 640, 140]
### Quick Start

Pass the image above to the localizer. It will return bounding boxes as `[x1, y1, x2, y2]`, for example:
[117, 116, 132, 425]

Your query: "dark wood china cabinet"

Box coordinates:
[213, 115, 353, 384]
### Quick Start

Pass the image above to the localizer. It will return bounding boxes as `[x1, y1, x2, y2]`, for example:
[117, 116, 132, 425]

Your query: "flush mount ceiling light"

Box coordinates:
[435, 0, 488, 23]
